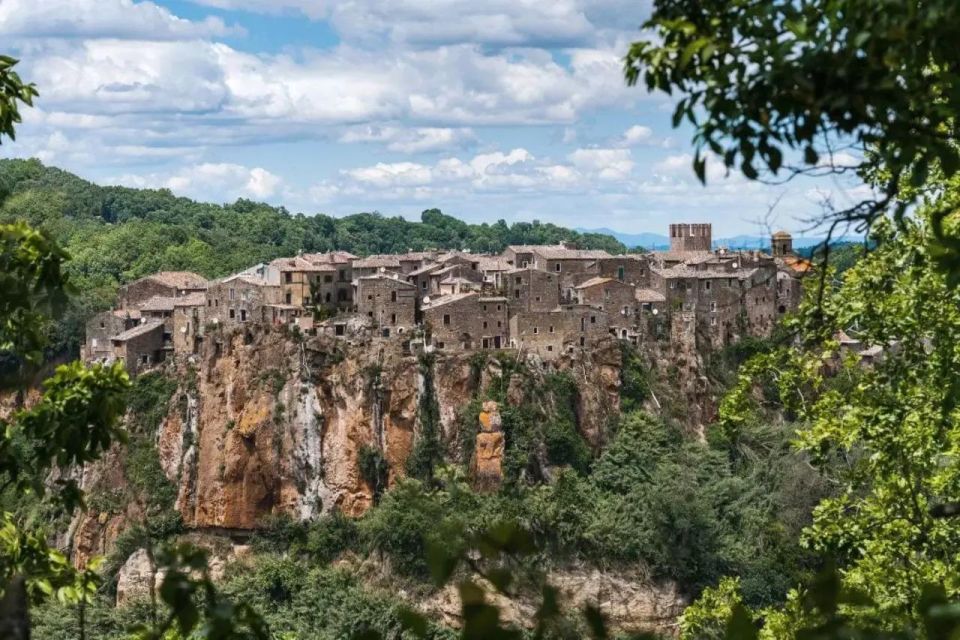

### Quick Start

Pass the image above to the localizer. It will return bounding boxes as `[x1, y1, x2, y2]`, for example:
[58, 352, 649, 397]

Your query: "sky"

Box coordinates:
[0, 0, 870, 236]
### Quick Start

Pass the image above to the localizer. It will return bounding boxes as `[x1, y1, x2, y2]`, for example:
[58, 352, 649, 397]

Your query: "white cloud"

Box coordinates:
[619, 124, 653, 146]
[568, 148, 633, 180]
[188, 0, 649, 48]
[113, 163, 283, 201]
[0, 0, 243, 40]
[339, 126, 476, 153]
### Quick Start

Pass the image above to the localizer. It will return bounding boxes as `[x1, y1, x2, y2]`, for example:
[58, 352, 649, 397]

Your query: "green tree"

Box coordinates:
[624, 0, 960, 269]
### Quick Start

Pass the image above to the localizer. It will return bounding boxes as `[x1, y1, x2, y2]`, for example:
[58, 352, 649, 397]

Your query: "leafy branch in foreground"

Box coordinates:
[624, 0, 960, 276]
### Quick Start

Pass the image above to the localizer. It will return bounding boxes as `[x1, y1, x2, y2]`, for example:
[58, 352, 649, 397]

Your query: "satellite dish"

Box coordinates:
[732, 262, 739, 269]
[423, 296, 431, 305]
[652, 308, 659, 315]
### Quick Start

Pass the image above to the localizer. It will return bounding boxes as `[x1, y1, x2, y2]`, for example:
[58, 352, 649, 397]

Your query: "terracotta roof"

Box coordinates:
[398, 251, 437, 261]
[111, 319, 163, 342]
[575, 276, 615, 289]
[133, 271, 207, 289]
[780, 255, 813, 273]
[651, 250, 716, 265]
[421, 292, 477, 310]
[357, 274, 417, 288]
[531, 246, 612, 260]
[271, 257, 336, 272]
[477, 256, 510, 271]
[353, 255, 402, 268]
[303, 250, 358, 264]
[408, 263, 442, 276]
[635, 288, 666, 303]
[220, 274, 275, 287]
[139, 296, 177, 312]
[173, 292, 206, 307]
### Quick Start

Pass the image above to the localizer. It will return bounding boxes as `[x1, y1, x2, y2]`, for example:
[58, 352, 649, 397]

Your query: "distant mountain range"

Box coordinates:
[577, 227, 860, 251]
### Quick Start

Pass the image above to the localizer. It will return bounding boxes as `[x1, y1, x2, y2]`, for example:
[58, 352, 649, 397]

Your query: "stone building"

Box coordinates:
[352, 255, 402, 279]
[110, 320, 165, 376]
[171, 293, 206, 355]
[527, 246, 613, 295]
[407, 263, 442, 298]
[270, 256, 338, 308]
[117, 271, 207, 309]
[509, 305, 610, 360]
[355, 274, 417, 337]
[669, 223, 712, 252]
[771, 230, 793, 257]
[575, 277, 637, 338]
[591, 254, 651, 288]
[205, 274, 282, 329]
[423, 293, 508, 350]
[477, 256, 510, 289]
[505, 267, 560, 314]
[84, 310, 139, 363]
[303, 252, 355, 308]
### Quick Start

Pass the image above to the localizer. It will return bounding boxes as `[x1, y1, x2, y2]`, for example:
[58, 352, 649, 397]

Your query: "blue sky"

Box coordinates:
[0, 0, 869, 236]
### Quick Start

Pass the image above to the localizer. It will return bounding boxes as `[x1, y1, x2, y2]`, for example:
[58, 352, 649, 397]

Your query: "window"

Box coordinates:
[229, 288, 235, 300]
[617, 266, 625, 280]
[535, 296, 541, 302]
[240, 309, 247, 322]
[100, 321, 105, 329]
[711, 317, 717, 326]
[368, 294, 373, 300]
[580, 318, 585, 331]
[391, 291, 397, 302]
[547, 345, 553, 352]
[549, 326, 554, 333]
[338, 289, 347, 301]
[229, 309, 236, 319]
[335, 324, 345, 336]
[303, 296, 311, 304]
[324, 275, 333, 283]
[705, 280, 711, 291]
[497, 305, 501, 311]
[533, 327, 539, 334]
[483, 321, 488, 329]
[554, 263, 561, 272]
[580, 337, 585, 346]
[91, 338, 98, 348]
[422, 281, 427, 290]
[710, 302, 717, 312]
[339, 269, 347, 281]
[590, 315, 596, 324]
[285, 293, 292, 304]
[325, 292, 331, 303]
[443, 314, 451, 326]
[515, 276, 522, 285]
[284, 272, 292, 284]
[514, 289, 521, 299]
[368, 311, 373, 318]
[391, 313, 396, 324]
[497, 321, 502, 328]
[482, 338, 489, 349]
[642, 302, 651, 311]
[437, 341, 445, 349]
[482, 304, 487, 311]
[670, 282, 676, 289]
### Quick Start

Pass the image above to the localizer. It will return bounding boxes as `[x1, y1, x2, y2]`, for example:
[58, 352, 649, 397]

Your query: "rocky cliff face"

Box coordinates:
[151, 325, 623, 530]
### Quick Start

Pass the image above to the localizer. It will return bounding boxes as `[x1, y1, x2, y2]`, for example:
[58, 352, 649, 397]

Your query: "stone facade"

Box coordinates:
[85, 225, 808, 375]
[355, 275, 417, 337]
[509, 305, 610, 360]
[669, 223, 712, 252]
[423, 293, 508, 350]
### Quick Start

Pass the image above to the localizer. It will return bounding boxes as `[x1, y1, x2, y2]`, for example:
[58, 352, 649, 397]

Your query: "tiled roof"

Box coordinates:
[303, 250, 358, 264]
[271, 257, 336, 272]
[531, 246, 612, 260]
[134, 271, 207, 289]
[357, 274, 417, 287]
[111, 319, 163, 342]
[408, 262, 441, 276]
[440, 276, 475, 285]
[651, 250, 716, 265]
[421, 292, 477, 309]
[635, 288, 666, 303]
[575, 276, 615, 289]
[353, 255, 402, 268]
[780, 255, 813, 273]
[477, 256, 510, 271]
[139, 296, 177, 312]
[173, 292, 206, 307]
[772, 230, 793, 238]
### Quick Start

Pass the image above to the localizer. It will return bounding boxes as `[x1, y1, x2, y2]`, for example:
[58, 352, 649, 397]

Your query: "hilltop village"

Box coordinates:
[83, 223, 811, 374]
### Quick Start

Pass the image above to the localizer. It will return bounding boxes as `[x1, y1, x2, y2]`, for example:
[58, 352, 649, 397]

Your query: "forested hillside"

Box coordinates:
[0, 158, 624, 355]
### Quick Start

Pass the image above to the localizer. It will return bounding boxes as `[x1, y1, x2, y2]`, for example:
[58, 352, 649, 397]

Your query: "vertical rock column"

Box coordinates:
[472, 400, 504, 490]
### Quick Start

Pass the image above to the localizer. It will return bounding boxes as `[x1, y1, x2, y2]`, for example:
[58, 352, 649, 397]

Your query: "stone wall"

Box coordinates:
[506, 268, 560, 314]
[424, 294, 508, 350]
[509, 305, 610, 360]
[356, 275, 417, 337]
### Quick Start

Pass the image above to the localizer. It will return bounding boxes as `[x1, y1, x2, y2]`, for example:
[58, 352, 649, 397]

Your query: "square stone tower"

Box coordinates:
[669, 223, 712, 252]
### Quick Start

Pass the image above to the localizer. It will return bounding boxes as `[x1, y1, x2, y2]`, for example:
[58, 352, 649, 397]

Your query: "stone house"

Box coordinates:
[110, 320, 165, 376]
[303, 252, 355, 308]
[477, 256, 510, 289]
[352, 255, 402, 279]
[117, 271, 207, 309]
[505, 267, 560, 314]
[509, 305, 610, 360]
[438, 277, 478, 296]
[205, 274, 282, 329]
[575, 277, 637, 339]
[270, 256, 338, 308]
[591, 254, 651, 288]
[172, 293, 206, 355]
[355, 274, 417, 337]
[407, 262, 442, 298]
[528, 246, 612, 295]
[423, 293, 508, 350]
[397, 251, 437, 274]
[503, 245, 538, 269]
[84, 310, 139, 363]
